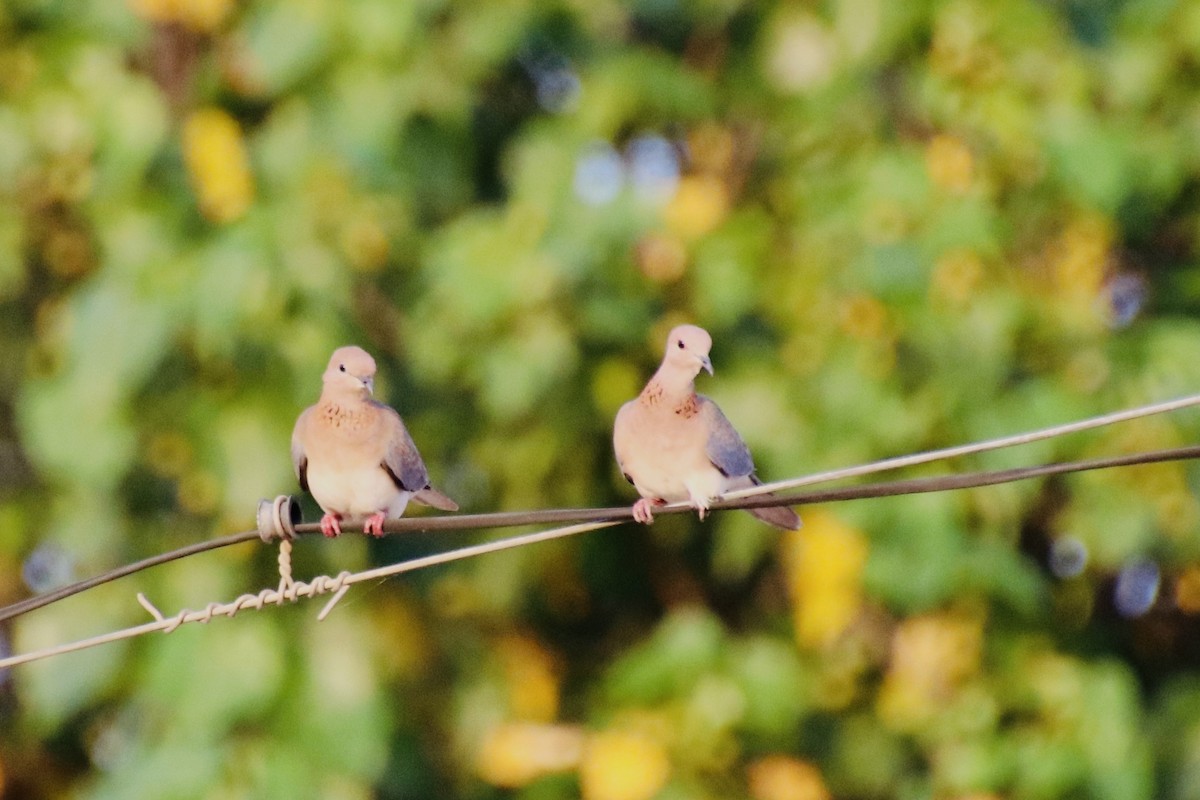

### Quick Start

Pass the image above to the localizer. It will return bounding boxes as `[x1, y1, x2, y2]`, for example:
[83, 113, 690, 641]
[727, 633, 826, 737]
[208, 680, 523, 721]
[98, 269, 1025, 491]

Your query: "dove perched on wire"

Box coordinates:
[613, 325, 801, 530]
[291, 346, 459, 537]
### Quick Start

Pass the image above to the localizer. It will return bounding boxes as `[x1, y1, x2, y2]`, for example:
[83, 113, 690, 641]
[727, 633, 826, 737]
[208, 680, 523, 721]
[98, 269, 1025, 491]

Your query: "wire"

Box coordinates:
[725, 391, 1200, 499]
[3, 443, 1198, 625]
[4, 390, 1199, 625]
[2, 443, 1199, 671]
[0, 531, 263, 624]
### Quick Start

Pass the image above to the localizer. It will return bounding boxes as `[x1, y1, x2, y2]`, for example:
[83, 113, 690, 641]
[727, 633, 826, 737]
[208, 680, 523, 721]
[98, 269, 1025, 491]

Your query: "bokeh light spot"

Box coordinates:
[1048, 535, 1089, 579]
[625, 134, 680, 205]
[1113, 560, 1160, 618]
[574, 142, 623, 206]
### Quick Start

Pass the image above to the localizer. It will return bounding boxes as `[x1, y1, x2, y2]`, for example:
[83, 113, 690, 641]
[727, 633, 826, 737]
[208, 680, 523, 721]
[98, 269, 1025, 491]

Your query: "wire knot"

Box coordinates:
[277, 538, 295, 596]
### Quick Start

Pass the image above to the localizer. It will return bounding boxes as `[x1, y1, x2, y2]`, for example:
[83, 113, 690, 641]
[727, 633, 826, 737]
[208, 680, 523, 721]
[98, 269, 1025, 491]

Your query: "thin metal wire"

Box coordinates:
[3, 390, 1200, 624]
[2, 444, 1199, 670]
[1, 391, 1199, 668]
[724, 391, 1200, 500]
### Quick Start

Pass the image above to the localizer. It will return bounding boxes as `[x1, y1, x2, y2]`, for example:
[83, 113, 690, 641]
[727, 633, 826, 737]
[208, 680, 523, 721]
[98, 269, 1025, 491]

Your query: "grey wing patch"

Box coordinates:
[378, 404, 431, 491]
[291, 408, 310, 492]
[699, 396, 756, 479]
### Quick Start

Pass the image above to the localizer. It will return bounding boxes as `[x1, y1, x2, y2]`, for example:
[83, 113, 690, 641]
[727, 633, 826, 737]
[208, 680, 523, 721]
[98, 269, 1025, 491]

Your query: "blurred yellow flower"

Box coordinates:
[747, 755, 831, 800]
[925, 134, 974, 193]
[497, 633, 560, 722]
[664, 175, 729, 240]
[129, 0, 235, 32]
[580, 729, 671, 800]
[636, 233, 687, 283]
[838, 294, 888, 340]
[1049, 214, 1110, 298]
[781, 510, 868, 649]
[1175, 566, 1200, 614]
[932, 249, 984, 306]
[182, 107, 254, 223]
[877, 611, 983, 730]
[477, 722, 584, 788]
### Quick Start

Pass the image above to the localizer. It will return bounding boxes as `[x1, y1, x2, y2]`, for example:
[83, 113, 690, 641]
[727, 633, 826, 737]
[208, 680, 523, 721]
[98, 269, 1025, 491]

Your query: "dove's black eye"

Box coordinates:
[677, 340, 684, 349]
[339, 364, 346, 372]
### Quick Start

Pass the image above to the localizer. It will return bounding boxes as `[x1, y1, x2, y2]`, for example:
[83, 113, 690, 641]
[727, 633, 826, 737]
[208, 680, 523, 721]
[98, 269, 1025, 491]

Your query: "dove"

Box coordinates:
[291, 346, 458, 537]
[613, 325, 801, 530]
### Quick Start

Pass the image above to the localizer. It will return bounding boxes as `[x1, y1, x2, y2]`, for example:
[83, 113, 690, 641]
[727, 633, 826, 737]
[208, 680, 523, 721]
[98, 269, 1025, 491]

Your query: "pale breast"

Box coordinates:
[302, 402, 398, 516]
[615, 400, 717, 502]
[306, 459, 404, 517]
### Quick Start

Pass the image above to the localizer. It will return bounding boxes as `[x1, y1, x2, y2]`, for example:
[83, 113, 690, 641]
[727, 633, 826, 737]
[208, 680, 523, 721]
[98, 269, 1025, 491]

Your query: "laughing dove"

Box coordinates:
[291, 346, 459, 537]
[613, 325, 801, 530]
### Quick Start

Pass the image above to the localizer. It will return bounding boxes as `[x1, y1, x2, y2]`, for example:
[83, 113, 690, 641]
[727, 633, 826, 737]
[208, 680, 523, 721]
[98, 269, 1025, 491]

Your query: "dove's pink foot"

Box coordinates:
[320, 513, 343, 538]
[363, 511, 388, 537]
[632, 497, 666, 525]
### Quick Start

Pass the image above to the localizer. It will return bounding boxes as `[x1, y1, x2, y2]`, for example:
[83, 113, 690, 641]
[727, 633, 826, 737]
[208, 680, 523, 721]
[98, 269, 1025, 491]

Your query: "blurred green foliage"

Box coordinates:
[4, 0, 1200, 798]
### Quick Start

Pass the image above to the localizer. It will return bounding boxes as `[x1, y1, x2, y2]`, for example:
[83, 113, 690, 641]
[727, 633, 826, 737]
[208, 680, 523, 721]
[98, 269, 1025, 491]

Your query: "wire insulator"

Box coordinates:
[257, 495, 300, 542]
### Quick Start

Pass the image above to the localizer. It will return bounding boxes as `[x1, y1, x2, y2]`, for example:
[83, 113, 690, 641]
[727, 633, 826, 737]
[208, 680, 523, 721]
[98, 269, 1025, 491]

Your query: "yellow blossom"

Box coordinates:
[580, 730, 671, 800]
[477, 723, 584, 788]
[182, 107, 254, 223]
[838, 294, 888, 340]
[932, 249, 984, 306]
[497, 633, 560, 722]
[664, 175, 729, 240]
[1049, 214, 1110, 298]
[636, 233, 687, 283]
[748, 755, 832, 800]
[877, 612, 983, 730]
[781, 510, 868, 649]
[1175, 566, 1200, 614]
[926, 134, 974, 193]
[128, 0, 236, 32]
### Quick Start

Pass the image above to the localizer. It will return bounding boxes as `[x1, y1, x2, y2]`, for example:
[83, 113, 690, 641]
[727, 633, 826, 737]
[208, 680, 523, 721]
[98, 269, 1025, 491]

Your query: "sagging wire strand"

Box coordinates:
[2, 392, 1200, 669]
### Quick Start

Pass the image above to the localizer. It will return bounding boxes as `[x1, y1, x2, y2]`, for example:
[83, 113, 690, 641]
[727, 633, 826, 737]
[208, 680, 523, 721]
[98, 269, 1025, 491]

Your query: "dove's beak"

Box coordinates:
[362, 376, 375, 394]
[699, 355, 713, 375]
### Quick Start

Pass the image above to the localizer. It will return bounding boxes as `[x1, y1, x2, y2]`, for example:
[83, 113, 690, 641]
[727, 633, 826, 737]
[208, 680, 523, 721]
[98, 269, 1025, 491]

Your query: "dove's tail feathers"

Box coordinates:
[413, 487, 459, 512]
[747, 497, 802, 530]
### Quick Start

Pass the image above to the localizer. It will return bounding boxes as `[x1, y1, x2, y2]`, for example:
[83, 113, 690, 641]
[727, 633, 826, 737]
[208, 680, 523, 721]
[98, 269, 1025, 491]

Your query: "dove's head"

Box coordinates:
[323, 346, 377, 396]
[662, 324, 713, 377]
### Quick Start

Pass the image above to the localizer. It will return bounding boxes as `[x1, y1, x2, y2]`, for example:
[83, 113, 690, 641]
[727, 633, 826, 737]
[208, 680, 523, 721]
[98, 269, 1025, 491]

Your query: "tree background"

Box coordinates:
[4, 0, 1200, 798]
